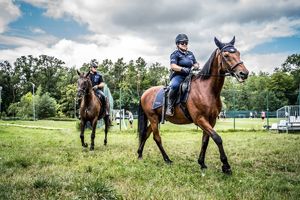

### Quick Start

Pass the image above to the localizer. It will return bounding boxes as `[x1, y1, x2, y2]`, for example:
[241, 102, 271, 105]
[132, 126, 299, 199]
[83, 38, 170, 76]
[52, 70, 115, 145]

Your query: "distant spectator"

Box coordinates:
[127, 111, 134, 128]
[261, 111, 266, 121]
[116, 111, 120, 125]
[250, 111, 253, 119]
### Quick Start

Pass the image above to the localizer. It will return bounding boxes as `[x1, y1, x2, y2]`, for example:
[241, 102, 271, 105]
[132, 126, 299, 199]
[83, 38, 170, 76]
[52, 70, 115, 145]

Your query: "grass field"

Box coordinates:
[0, 119, 299, 199]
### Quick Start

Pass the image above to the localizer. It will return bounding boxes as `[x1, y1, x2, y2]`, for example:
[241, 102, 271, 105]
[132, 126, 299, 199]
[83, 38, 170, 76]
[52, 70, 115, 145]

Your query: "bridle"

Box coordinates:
[77, 77, 91, 98]
[218, 45, 243, 75]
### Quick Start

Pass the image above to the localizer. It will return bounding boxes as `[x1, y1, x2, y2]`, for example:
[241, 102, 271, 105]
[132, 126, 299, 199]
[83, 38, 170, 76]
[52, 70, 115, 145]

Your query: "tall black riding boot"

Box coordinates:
[166, 88, 177, 116]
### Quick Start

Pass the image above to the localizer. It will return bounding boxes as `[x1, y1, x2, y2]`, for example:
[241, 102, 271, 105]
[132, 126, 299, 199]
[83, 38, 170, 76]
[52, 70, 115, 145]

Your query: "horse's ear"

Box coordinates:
[214, 37, 224, 49]
[85, 71, 90, 78]
[230, 36, 235, 45]
[77, 70, 81, 76]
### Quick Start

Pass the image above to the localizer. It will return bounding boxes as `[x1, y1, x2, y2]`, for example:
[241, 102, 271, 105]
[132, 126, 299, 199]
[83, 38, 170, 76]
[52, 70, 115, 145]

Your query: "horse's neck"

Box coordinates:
[83, 89, 95, 106]
[195, 57, 225, 97]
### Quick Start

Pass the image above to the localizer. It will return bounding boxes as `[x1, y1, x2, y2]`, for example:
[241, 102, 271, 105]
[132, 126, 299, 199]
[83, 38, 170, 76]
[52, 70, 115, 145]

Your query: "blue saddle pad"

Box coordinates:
[152, 88, 165, 110]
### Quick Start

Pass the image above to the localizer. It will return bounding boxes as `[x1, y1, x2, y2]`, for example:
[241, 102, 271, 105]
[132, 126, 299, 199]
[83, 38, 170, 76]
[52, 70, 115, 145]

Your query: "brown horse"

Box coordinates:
[77, 70, 110, 150]
[137, 36, 249, 174]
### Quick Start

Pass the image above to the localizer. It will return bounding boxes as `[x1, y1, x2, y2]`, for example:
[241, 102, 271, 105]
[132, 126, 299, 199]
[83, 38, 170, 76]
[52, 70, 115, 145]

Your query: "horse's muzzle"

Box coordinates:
[77, 90, 84, 98]
[234, 70, 249, 82]
[239, 71, 248, 80]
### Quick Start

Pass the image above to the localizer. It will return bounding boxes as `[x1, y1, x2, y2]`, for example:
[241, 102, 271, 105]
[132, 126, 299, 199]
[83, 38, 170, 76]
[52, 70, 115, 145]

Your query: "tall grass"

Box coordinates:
[0, 119, 299, 199]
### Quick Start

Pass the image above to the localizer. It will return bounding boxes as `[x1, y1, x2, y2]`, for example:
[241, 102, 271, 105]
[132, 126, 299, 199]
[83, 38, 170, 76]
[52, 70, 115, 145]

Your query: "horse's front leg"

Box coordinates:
[210, 131, 231, 174]
[196, 118, 231, 174]
[198, 132, 210, 169]
[90, 118, 98, 151]
[80, 120, 88, 148]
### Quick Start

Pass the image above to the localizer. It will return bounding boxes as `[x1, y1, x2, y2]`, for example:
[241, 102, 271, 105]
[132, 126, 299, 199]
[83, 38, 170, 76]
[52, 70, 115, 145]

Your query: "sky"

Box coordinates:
[0, 0, 300, 73]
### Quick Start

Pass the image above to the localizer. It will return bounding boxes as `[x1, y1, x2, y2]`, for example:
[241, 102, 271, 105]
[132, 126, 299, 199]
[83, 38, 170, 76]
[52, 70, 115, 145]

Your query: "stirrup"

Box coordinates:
[166, 108, 174, 116]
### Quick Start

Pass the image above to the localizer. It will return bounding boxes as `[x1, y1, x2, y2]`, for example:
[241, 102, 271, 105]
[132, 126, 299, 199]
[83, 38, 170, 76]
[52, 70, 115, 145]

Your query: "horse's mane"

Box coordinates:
[196, 49, 218, 79]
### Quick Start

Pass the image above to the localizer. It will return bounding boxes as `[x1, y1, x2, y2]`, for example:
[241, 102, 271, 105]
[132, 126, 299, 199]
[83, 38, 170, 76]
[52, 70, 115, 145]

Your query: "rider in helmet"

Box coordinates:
[89, 60, 109, 116]
[166, 34, 200, 116]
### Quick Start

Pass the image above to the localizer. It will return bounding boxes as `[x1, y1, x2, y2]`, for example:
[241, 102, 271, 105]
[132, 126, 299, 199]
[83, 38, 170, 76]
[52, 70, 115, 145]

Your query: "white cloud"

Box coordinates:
[1, 0, 300, 73]
[30, 27, 46, 34]
[0, 1, 21, 33]
[243, 52, 289, 73]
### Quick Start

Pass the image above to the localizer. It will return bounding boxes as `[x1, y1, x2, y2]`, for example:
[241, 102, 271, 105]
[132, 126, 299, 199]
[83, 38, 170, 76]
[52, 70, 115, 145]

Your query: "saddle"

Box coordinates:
[152, 72, 194, 123]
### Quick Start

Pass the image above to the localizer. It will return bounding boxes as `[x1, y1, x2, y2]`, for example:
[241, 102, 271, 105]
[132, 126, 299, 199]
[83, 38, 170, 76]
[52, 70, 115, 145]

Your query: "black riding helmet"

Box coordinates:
[175, 34, 189, 44]
[90, 60, 98, 68]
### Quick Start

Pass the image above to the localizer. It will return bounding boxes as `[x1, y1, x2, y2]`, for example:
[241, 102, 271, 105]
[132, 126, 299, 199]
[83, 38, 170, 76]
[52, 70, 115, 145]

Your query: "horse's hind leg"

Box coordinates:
[137, 125, 152, 159]
[80, 120, 88, 148]
[103, 115, 109, 145]
[151, 122, 172, 164]
[198, 132, 209, 169]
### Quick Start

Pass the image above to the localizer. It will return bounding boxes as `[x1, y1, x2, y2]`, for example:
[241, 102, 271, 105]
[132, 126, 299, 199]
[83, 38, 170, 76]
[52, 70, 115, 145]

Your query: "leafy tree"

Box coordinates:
[59, 83, 77, 117]
[36, 93, 57, 119]
[0, 60, 20, 111]
[36, 55, 66, 99]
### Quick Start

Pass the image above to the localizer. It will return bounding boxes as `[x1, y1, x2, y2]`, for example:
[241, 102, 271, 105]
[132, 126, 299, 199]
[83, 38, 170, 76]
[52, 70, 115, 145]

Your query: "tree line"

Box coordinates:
[0, 54, 299, 119]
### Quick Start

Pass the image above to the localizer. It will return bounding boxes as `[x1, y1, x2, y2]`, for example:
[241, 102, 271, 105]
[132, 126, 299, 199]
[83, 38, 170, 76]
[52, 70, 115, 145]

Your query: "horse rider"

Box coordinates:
[89, 60, 109, 116]
[166, 33, 200, 116]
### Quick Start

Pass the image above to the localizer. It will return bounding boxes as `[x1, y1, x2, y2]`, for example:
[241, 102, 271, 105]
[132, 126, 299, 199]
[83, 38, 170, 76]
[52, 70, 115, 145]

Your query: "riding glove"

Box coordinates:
[92, 85, 98, 90]
[181, 67, 191, 75]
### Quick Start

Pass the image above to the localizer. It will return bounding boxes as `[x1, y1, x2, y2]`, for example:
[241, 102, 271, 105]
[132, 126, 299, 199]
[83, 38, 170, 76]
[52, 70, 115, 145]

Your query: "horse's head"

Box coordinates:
[77, 70, 92, 98]
[214, 36, 249, 82]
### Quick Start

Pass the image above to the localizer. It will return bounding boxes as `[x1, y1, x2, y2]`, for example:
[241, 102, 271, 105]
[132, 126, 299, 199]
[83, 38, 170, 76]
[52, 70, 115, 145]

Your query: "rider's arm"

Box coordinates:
[192, 52, 200, 68]
[97, 74, 105, 89]
[170, 63, 184, 72]
[98, 82, 105, 89]
[170, 52, 185, 72]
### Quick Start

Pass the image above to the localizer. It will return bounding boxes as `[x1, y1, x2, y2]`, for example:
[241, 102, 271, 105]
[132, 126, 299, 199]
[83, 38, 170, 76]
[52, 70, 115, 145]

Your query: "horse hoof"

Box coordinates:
[165, 159, 173, 165]
[222, 165, 232, 175]
[200, 164, 207, 169]
[90, 147, 94, 151]
[138, 155, 143, 160]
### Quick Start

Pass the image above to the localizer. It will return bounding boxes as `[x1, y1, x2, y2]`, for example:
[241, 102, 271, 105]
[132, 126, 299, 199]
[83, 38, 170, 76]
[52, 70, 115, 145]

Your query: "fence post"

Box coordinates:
[267, 91, 270, 130]
[233, 89, 236, 130]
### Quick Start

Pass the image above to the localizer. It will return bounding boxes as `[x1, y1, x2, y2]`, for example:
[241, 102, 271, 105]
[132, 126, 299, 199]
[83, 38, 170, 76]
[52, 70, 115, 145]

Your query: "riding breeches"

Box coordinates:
[169, 75, 186, 91]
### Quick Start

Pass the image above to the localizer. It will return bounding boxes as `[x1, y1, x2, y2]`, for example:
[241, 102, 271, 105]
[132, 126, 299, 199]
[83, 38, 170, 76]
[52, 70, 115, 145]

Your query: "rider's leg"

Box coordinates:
[166, 75, 185, 116]
[98, 90, 109, 116]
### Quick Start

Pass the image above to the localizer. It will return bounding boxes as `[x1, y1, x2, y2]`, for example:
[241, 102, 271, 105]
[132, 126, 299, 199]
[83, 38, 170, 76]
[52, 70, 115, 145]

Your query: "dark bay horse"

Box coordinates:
[77, 70, 110, 150]
[138, 37, 249, 174]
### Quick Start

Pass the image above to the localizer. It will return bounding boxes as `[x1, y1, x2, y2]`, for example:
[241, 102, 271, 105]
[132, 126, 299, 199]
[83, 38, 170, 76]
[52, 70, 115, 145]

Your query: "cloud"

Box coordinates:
[243, 52, 289, 73]
[0, 1, 21, 33]
[29, 27, 46, 34]
[2, 0, 300, 73]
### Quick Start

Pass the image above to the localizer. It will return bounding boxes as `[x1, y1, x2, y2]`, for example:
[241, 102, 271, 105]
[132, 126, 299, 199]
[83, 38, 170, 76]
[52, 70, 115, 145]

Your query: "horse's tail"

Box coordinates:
[138, 100, 148, 144]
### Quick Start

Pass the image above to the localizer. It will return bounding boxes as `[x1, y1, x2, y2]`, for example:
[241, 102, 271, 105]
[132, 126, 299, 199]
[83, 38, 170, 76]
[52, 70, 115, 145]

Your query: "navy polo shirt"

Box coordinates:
[89, 72, 104, 87]
[170, 50, 197, 69]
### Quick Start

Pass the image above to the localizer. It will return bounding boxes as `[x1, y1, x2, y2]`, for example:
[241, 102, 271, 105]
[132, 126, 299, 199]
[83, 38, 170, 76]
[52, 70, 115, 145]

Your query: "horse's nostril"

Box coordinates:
[239, 71, 248, 79]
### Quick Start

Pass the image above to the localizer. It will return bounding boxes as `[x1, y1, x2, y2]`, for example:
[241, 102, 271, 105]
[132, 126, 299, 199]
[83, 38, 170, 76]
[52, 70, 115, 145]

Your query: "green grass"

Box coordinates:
[0, 119, 299, 199]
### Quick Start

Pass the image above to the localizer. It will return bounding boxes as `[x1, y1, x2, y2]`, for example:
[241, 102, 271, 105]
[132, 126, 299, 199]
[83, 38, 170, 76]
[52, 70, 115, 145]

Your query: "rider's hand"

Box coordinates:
[92, 85, 98, 90]
[180, 67, 190, 75]
[193, 63, 200, 68]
